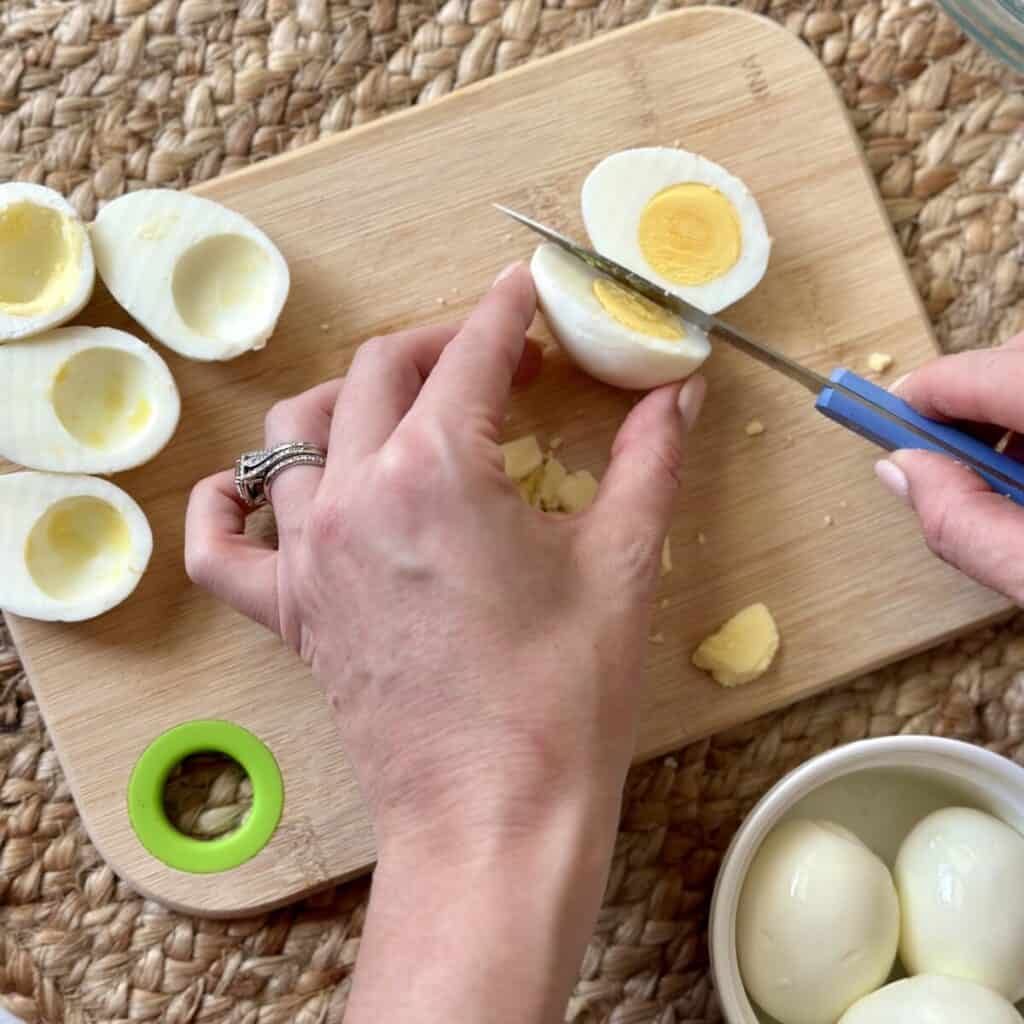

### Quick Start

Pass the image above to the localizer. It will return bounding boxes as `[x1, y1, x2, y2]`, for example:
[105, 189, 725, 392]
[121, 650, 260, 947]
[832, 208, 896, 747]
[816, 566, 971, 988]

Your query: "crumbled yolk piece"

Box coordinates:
[0, 202, 84, 317]
[592, 278, 684, 340]
[638, 183, 742, 286]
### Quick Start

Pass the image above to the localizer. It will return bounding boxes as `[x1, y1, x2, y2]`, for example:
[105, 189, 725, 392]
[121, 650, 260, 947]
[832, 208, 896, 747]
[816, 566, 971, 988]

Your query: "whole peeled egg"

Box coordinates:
[736, 819, 900, 1024]
[581, 147, 770, 314]
[895, 806, 1024, 1002]
[838, 975, 1024, 1024]
[530, 243, 710, 390]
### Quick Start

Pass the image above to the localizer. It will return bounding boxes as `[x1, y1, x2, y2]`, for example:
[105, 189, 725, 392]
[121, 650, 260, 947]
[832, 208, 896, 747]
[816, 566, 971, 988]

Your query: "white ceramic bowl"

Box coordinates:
[709, 736, 1024, 1024]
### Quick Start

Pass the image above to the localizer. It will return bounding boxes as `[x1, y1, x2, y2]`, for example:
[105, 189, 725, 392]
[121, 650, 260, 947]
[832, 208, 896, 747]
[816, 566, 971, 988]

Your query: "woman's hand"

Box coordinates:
[876, 331, 1024, 604]
[185, 263, 705, 1023]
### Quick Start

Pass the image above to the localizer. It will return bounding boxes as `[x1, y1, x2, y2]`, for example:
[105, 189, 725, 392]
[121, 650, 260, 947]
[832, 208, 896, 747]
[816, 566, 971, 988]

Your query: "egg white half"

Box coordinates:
[92, 189, 290, 362]
[530, 243, 710, 390]
[839, 976, 1024, 1024]
[0, 183, 95, 342]
[581, 147, 770, 314]
[0, 471, 153, 622]
[0, 326, 181, 475]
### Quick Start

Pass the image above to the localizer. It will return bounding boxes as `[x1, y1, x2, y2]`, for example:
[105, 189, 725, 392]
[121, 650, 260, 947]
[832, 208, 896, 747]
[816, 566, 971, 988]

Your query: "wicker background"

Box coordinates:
[1, 0, 1023, 1020]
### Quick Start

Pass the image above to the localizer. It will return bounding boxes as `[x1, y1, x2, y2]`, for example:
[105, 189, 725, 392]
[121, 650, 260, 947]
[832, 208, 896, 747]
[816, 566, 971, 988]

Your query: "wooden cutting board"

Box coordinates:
[4, 7, 1011, 917]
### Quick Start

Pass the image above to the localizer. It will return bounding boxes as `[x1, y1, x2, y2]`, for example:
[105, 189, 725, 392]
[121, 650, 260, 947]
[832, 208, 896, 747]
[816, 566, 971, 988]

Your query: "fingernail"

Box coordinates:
[493, 261, 523, 286]
[889, 373, 909, 395]
[875, 459, 910, 505]
[677, 374, 707, 434]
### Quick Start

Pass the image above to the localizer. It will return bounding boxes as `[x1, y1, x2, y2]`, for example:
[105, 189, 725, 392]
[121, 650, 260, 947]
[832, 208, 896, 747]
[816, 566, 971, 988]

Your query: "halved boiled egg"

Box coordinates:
[581, 147, 770, 314]
[0, 326, 180, 475]
[530, 243, 710, 390]
[0, 183, 94, 342]
[0, 471, 152, 622]
[91, 190, 290, 362]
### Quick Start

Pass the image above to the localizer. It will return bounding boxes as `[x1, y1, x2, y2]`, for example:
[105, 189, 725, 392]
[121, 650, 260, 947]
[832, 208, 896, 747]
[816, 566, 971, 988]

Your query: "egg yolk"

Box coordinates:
[0, 202, 84, 318]
[637, 183, 741, 286]
[592, 278, 684, 340]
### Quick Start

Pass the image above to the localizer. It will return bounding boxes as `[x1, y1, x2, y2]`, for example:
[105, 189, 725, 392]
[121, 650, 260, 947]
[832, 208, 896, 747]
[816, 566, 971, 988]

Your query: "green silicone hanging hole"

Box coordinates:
[128, 720, 284, 874]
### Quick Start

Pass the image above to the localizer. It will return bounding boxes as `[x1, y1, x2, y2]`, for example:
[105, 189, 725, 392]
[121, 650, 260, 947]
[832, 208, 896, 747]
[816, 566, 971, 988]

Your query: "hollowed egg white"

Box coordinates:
[530, 243, 710, 390]
[0, 471, 153, 622]
[0, 183, 94, 342]
[0, 326, 180, 475]
[582, 147, 770, 314]
[91, 190, 290, 362]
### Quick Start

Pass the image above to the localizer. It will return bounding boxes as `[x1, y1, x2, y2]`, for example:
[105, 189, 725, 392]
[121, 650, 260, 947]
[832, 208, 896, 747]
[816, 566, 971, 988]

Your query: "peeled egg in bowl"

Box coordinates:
[0, 326, 180, 475]
[0, 183, 95, 342]
[895, 806, 1024, 1002]
[581, 147, 770, 314]
[91, 189, 291, 362]
[530, 243, 710, 390]
[0, 472, 153, 622]
[838, 975, 1024, 1024]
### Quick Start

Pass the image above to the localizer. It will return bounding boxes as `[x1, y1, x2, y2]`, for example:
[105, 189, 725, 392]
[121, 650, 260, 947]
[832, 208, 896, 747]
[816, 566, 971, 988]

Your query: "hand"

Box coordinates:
[185, 263, 706, 1023]
[875, 331, 1024, 604]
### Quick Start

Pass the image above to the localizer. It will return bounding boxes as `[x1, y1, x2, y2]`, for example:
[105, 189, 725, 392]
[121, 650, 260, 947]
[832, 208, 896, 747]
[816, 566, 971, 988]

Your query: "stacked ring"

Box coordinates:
[235, 442, 327, 509]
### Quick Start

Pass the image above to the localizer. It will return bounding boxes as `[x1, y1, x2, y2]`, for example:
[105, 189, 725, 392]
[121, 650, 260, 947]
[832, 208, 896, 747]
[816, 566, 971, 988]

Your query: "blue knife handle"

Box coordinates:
[815, 368, 1024, 507]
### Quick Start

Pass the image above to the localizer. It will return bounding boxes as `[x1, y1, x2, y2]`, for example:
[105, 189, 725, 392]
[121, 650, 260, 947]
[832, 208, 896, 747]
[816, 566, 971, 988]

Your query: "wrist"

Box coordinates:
[346, 784, 621, 1024]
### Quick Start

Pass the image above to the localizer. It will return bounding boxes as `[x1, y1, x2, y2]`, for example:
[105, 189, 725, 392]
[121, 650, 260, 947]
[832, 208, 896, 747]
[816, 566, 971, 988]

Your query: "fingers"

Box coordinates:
[328, 323, 462, 467]
[588, 374, 706, 575]
[264, 379, 342, 534]
[894, 342, 1024, 435]
[184, 470, 280, 632]
[877, 450, 1024, 604]
[412, 263, 536, 439]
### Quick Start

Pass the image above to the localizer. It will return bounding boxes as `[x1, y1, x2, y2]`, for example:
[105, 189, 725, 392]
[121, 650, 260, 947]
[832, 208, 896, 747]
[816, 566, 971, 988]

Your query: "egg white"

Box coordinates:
[0, 183, 95, 342]
[0, 471, 153, 622]
[581, 147, 770, 314]
[736, 819, 900, 1024]
[839, 976, 1024, 1024]
[895, 807, 1024, 1002]
[0, 326, 180, 475]
[92, 189, 290, 362]
[530, 243, 710, 390]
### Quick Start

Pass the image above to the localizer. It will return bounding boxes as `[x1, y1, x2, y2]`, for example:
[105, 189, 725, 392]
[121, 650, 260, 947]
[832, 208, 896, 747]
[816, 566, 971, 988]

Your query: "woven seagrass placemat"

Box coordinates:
[1, 0, 1022, 1020]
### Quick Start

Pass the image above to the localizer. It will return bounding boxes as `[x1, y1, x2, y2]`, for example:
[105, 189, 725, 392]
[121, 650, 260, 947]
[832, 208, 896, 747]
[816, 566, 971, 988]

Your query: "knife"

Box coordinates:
[495, 204, 1024, 507]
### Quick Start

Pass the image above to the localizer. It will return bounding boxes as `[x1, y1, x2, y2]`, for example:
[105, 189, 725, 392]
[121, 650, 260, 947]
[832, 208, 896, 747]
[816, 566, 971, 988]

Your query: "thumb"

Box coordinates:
[878, 449, 1024, 604]
[589, 374, 706, 575]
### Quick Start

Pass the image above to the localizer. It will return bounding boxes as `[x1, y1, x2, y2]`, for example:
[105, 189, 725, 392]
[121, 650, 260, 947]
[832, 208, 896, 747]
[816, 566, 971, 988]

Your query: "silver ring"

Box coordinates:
[235, 442, 327, 509]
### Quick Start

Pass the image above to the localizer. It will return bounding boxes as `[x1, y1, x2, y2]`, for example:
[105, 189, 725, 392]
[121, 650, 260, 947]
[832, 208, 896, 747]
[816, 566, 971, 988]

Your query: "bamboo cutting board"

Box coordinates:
[4, 7, 1011, 917]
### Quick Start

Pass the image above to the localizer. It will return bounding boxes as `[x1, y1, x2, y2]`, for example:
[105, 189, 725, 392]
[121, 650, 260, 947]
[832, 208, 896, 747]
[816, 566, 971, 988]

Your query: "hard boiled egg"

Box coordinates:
[839, 975, 1024, 1024]
[895, 806, 1024, 1002]
[0, 326, 180, 475]
[530, 243, 710, 390]
[91, 190, 290, 362]
[736, 819, 900, 1024]
[581, 147, 770, 313]
[0, 183, 94, 341]
[0, 471, 152, 622]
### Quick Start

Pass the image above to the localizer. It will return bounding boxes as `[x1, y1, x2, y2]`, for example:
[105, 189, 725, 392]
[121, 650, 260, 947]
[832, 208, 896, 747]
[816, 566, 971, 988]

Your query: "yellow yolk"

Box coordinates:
[52, 348, 153, 450]
[638, 183, 742, 286]
[25, 497, 132, 601]
[592, 278, 684, 340]
[0, 202, 84, 317]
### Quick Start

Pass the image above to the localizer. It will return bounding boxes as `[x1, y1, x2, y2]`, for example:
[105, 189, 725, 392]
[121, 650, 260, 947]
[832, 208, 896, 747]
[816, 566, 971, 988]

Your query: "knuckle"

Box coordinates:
[264, 398, 297, 440]
[920, 498, 960, 566]
[184, 540, 217, 586]
[350, 336, 389, 372]
[644, 438, 684, 490]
